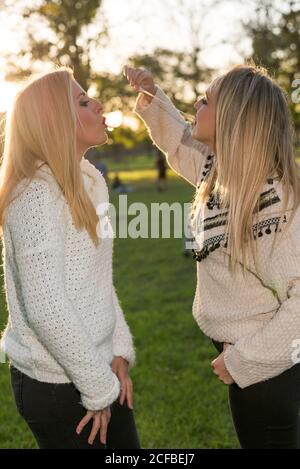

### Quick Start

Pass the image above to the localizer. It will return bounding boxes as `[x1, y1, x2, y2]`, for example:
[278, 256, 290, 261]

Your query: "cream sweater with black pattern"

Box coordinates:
[135, 86, 300, 389]
[0, 158, 135, 410]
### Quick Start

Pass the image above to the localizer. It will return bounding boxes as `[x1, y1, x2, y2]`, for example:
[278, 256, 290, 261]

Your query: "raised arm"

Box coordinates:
[124, 66, 212, 187]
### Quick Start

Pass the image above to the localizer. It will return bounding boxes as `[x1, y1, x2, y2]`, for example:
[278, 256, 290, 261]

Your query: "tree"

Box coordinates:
[244, 0, 300, 132]
[127, 48, 213, 116]
[148, 0, 218, 111]
[5, 0, 107, 90]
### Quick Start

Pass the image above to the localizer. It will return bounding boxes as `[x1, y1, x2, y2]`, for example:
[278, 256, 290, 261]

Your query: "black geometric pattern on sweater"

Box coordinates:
[192, 214, 287, 263]
[256, 188, 280, 212]
[199, 153, 279, 212]
[201, 188, 281, 233]
[198, 153, 214, 186]
[206, 186, 280, 212]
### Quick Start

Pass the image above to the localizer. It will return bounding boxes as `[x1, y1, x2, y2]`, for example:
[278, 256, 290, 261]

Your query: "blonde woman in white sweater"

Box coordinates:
[125, 64, 300, 449]
[0, 68, 140, 449]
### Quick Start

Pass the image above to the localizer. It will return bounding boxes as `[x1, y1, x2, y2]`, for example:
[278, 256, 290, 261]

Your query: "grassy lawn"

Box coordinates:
[102, 152, 156, 172]
[0, 169, 239, 449]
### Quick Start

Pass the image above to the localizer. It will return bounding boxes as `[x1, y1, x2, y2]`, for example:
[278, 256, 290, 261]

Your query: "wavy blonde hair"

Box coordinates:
[0, 67, 99, 246]
[194, 64, 300, 275]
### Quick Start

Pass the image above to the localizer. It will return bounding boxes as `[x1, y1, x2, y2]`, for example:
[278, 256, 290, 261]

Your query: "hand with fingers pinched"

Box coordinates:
[124, 65, 156, 104]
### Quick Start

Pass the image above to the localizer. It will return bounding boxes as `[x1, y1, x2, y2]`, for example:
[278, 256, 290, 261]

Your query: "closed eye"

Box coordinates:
[80, 100, 90, 107]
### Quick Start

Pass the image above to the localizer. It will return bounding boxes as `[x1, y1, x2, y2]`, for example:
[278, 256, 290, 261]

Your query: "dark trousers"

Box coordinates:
[212, 340, 300, 448]
[10, 365, 140, 449]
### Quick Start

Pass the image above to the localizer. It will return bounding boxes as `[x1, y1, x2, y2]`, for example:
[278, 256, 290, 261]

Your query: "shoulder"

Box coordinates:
[256, 177, 300, 260]
[252, 175, 295, 229]
[6, 170, 65, 250]
[9, 178, 58, 212]
[6, 176, 65, 253]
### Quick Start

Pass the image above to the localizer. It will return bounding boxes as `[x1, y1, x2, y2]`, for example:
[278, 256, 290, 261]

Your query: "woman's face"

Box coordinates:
[192, 86, 217, 151]
[72, 80, 108, 154]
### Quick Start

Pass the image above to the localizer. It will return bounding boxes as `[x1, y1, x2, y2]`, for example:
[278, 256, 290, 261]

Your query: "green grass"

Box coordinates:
[108, 168, 177, 182]
[0, 170, 239, 449]
[114, 153, 156, 171]
[99, 152, 156, 172]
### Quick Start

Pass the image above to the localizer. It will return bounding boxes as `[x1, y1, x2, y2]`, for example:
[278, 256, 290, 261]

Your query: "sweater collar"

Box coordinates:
[80, 157, 109, 209]
[35, 157, 109, 209]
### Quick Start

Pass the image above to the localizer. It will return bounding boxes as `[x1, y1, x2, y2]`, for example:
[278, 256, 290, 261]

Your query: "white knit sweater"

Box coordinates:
[0, 158, 135, 410]
[135, 87, 300, 389]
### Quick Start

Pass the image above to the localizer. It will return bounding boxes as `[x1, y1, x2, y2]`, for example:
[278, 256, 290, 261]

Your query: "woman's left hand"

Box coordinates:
[211, 343, 235, 385]
[111, 356, 134, 409]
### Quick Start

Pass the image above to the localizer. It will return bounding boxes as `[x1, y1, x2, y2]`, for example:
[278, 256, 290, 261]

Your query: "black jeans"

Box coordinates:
[212, 340, 300, 448]
[10, 365, 140, 449]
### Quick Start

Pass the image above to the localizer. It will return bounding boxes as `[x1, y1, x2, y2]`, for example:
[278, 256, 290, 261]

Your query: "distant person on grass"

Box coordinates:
[0, 67, 140, 449]
[112, 172, 125, 193]
[155, 148, 167, 192]
[125, 64, 300, 449]
[111, 172, 133, 194]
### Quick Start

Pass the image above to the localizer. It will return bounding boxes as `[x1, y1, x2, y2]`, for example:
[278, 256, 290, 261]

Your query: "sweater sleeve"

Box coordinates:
[112, 286, 136, 369]
[134, 86, 211, 187]
[7, 180, 120, 410]
[224, 215, 300, 388]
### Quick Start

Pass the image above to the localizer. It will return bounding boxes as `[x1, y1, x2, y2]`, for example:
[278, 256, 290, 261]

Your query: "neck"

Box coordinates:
[76, 144, 88, 162]
[201, 138, 216, 155]
[210, 142, 216, 155]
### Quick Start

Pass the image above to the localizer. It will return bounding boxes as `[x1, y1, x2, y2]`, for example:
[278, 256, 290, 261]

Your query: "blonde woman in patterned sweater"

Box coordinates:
[125, 64, 300, 449]
[0, 68, 140, 449]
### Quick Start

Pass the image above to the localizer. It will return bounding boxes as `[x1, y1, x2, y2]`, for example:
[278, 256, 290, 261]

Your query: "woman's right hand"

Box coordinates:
[124, 66, 156, 103]
[76, 407, 111, 446]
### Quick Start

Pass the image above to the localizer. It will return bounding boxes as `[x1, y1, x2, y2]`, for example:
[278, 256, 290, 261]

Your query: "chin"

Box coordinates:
[96, 131, 108, 146]
[191, 127, 201, 141]
[101, 133, 108, 145]
[193, 130, 208, 145]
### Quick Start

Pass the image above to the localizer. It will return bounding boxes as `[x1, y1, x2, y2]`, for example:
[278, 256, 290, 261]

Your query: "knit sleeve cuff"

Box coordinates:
[80, 372, 120, 411]
[134, 85, 186, 157]
[224, 345, 268, 389]
[113, 345, 136, 370]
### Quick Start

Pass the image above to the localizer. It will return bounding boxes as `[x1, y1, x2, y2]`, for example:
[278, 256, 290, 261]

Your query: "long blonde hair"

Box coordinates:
[0, 67, 99, 246]
[195, 64, 300, 275]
